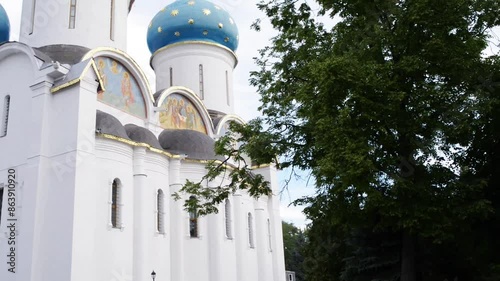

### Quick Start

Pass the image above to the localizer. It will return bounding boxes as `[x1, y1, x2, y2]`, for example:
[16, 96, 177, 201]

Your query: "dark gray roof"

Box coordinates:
[208, 109, 226, 120]
[153, 89, 164, 106]
[124, 124, 162, 149]
[159, 129, 222, 160]
[95, 110, 130, 139]
[35, 44, 90, 65]
[52, 59, 93, 90]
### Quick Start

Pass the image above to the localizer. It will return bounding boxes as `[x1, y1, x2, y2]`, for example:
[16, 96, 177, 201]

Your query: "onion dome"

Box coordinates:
[147, 0, 239, 54]
[0, 4, 10, 43]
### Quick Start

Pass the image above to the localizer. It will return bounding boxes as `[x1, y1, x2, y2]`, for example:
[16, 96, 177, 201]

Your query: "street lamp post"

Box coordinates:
[151, 270, 156, 281]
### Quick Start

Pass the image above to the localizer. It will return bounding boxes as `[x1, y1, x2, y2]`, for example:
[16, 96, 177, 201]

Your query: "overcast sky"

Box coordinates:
[0, 0, 313, 228]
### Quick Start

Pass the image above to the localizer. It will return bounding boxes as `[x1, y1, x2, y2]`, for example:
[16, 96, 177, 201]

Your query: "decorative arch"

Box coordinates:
[82, 48, 154, 119]
[0, 42, 48, 69]
[156, 86, 214, 135]
[215, 114, 246, 137]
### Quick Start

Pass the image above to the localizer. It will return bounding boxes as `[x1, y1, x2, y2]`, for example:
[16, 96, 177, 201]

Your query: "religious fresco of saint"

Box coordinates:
[159, 93, 207, 134]
[96, 57, 147, 118]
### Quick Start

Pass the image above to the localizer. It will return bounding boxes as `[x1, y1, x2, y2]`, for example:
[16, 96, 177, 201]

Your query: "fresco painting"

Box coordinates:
[159, 93, 207, 134]
[96, 57, 147, 118]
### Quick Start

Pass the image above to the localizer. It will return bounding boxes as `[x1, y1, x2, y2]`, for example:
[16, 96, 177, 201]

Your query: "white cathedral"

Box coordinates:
[0, 1, 286, 281]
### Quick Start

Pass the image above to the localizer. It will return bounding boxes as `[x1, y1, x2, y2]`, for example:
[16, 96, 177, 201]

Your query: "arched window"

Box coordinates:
[225, 70, 230, 105]
[1, 95, 10, 138]
[30, 0, 37, 34]
[189, 196, 198, 238]
[224, 199, 232, 239]
[248, 212, 255, 248]
[110, 0, 115, 40]
[69, 0, 77, 29]
[267, 218, 272, 251]
[157, 189, 165, 234]
[169, 67, 173, 86]
[0, 185, 4, 226]
[199, 64, 204, 99]
[111, 178, 121, 228]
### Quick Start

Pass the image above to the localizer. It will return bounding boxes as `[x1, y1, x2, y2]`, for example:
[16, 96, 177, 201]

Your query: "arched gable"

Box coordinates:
[156, 86, 214, 135]
[215, 114, 246, 137]
[82, 48, 153, 119]
[0, 42, 50, 70]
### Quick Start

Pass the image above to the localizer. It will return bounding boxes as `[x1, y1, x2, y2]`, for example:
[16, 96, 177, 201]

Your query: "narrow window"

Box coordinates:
[199, 64, 204, 99]
[267, 218, 272, 251]
[225, 71, 230, 105]
[69, 0, 77, 29]
[189, 196, 198, 238]
[30, 0, 37, 34]
[111, 179, 121, 228]
[248, 212, 255, 248]
[110, 0, 115, 40]
[1, 95, 10, 138]
[169, 67, 174, 87]
[224, 199, 232, 239]
[157, 189, 165, 234]
[0, 185, 4, 226]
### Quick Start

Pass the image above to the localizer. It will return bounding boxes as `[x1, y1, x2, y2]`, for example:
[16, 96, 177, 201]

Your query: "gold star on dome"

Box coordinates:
[229, 18, 234, 24]
[175, 31, 181, 37]
[203, 9, 211, 15]
[171, 9, 179, 16]
[161, 7, 166, 12]
[188, 19, 195, 25]
[224, 37, 229, 42]
[203, 30, 208, 36]
[236, 35, 239, 40]
[158, 26, 163, 33]
[149, 22, 152, 28]
[188, 1, 195, 5]
[218, 23, 223, 29]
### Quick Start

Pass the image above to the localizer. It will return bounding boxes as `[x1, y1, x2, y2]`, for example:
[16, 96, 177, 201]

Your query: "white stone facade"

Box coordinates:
[0, 1, 286, 281]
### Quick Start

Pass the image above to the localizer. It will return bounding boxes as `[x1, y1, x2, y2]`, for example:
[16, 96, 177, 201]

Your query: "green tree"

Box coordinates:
[176, 0, 500, 280]
[282, 221, 306, 281]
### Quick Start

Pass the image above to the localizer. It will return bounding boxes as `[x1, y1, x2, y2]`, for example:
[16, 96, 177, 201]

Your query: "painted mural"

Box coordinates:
[96, 57, 147, 118]
[159, 93, 207, 134]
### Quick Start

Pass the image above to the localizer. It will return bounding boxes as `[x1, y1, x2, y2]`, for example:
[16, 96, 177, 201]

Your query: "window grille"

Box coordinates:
[1, 95, 10, 137]
[111, 179, 121, 228]
[189, 196, 198, 238]
[69, 0, 77, 29]
[157, 189, 165, 234]
[248, 212, 255, 248]
[224, 199, 232, 238]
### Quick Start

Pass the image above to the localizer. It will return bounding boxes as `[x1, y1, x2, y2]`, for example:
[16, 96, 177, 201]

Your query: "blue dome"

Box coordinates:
[147, 0, 239, 54]
[0, 4, 10, 43]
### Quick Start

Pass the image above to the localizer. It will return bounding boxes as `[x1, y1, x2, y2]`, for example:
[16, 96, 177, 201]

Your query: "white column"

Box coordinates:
[232, 193, 245, 281]
[255, 200, 273, 281]
[132, 147, 148, 281]
[208, 209, 222, 281]
[169, 159, 184, 281]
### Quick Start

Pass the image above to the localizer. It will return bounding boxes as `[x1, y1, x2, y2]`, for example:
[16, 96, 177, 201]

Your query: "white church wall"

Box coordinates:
[218, 194, 238, 281]
[144, 152, 171, 281]
[0, 50, 36, 169]
[94, 138, 135, 281]
[19, 0, 129, 50]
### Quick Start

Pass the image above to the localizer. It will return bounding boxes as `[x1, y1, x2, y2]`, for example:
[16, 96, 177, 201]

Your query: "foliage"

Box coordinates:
[175, 0, 500, 280]
[282, 221, 306, 281]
